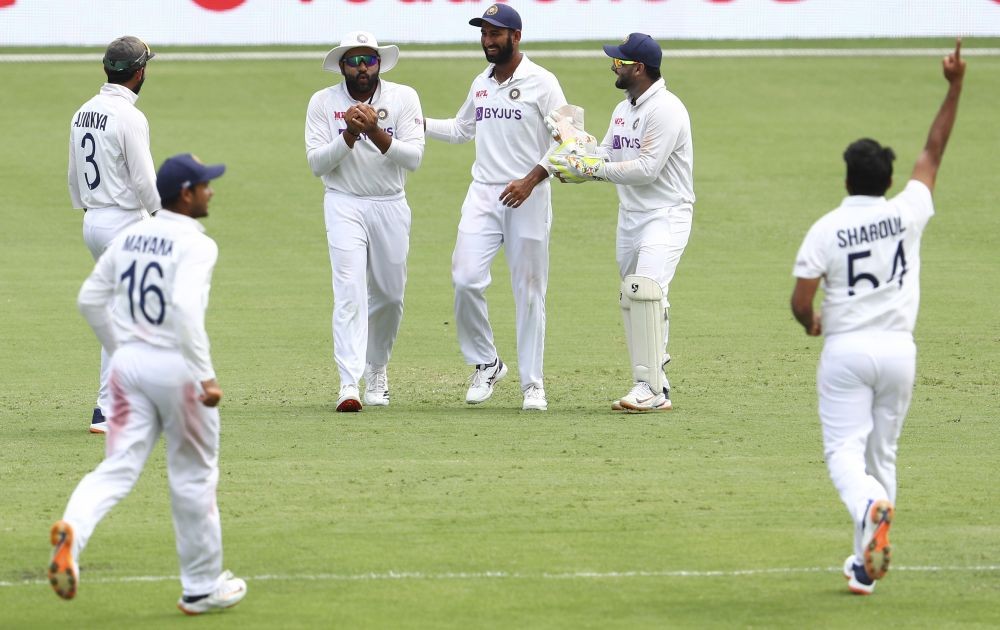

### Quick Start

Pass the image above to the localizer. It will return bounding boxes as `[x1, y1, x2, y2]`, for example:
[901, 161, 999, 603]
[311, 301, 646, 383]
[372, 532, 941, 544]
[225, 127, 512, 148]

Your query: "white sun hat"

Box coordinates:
[323, 31, 399, 74]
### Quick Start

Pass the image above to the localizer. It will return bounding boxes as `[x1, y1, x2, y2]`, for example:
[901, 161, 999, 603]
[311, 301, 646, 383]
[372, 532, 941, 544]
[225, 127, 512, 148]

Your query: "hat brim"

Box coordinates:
[603, 44, 627, 60]
[468, 17, 519, 30]
[199, 164, 226, 183]
[323, 44, 399, 74]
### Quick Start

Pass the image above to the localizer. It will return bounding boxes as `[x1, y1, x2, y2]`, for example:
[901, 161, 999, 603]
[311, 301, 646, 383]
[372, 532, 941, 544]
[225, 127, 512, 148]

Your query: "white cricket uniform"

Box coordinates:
[793, 179, 933, 560]
[68, 82, 160, 416]
[305, 79, 424, 387]
[68, 210, 225, 597]
[597, 78, 695, 369]
[425, 55, 566, 390]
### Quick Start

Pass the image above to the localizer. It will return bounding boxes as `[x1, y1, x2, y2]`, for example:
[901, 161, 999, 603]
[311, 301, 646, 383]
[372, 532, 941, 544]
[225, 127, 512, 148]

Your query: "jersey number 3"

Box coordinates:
[81, 133, 101, 190]
[120, 260, 166, 325]
[846, 241, 907, 296]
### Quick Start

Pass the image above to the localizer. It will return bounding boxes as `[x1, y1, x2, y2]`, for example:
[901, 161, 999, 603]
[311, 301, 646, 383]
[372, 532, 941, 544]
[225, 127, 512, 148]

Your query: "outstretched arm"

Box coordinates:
[911, 38, 966, 192]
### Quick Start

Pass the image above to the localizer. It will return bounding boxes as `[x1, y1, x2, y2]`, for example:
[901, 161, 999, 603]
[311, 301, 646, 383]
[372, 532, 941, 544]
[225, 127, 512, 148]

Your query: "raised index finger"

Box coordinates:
[954, 37, 962, 61]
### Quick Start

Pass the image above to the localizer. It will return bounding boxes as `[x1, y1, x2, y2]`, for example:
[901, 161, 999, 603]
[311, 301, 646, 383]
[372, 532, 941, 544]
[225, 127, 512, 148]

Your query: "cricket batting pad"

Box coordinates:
[623, 274, 665, 392]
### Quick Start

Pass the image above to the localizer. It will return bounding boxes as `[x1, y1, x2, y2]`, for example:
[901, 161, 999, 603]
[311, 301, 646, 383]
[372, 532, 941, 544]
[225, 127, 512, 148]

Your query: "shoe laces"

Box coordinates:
[367, 366, 387, 392]
[470, 359, 497, 387]
[524, 385, 544, 400]
[629, 381, 654, 398]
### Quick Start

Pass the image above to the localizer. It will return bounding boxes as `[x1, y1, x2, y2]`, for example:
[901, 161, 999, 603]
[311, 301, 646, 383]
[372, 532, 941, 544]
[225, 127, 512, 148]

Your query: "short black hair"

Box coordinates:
[643, 66, 661, 82]
[159, 193, 180, 210]
[843, 138, 895, 196]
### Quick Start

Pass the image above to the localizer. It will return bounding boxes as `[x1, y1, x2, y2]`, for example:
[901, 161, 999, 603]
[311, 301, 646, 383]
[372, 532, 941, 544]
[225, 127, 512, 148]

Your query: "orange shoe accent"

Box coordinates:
[48, 520, 78, 600]
[864, 500, 894, 580]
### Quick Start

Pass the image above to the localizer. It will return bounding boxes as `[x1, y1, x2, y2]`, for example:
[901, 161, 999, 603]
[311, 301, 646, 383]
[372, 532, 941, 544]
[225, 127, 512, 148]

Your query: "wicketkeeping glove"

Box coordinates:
[549, 149, 608, 183]
[544, 104, 597, 148]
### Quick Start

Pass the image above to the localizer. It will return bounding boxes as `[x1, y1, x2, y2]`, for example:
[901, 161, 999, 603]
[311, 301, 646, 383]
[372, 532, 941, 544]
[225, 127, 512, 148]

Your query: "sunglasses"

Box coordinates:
[611, 58, 639, 70]
[342, 54, 380, 68]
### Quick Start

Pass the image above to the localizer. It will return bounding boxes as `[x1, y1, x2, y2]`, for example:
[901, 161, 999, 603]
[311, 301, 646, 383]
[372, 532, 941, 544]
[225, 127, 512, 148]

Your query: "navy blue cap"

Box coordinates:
[470, 4, 522, 31]
[603, 32, 662, 69]
[156, 153, 226, 200]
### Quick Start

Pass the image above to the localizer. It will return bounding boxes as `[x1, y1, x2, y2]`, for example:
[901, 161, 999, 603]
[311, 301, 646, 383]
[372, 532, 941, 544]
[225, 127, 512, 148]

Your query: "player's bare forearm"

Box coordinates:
[911, 38, 966, 190]
[791, 278, 822, 336]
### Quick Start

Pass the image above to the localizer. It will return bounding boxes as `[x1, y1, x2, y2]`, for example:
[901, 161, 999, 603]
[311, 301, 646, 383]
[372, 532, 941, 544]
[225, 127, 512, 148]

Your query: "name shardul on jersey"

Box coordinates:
[836, 216, 905, 248]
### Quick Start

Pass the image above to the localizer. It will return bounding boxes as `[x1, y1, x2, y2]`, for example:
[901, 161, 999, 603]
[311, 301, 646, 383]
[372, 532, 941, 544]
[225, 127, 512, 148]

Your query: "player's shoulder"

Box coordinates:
[380, 79, 420, 101]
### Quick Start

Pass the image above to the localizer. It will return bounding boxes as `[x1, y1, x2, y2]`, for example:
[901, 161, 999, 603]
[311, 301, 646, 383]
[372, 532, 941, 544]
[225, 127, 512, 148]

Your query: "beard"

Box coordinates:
[345, 69, 379, 96]
[483, 33, 515, 65]
[132, 76, 145, 95]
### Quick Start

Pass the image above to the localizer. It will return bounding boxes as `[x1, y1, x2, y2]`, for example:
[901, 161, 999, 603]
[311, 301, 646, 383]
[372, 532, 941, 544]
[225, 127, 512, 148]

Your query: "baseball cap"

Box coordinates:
[156, 154, 226, 200]
[322, 31, 400, 74]
[603, 33, 662, 69]
[469, 4, 522, 31]
[103, 36, 154, 73]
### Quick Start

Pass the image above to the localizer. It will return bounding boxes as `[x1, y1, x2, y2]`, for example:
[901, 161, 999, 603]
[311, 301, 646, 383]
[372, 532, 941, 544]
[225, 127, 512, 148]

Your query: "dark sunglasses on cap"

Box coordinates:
[342, 54, 380, 68]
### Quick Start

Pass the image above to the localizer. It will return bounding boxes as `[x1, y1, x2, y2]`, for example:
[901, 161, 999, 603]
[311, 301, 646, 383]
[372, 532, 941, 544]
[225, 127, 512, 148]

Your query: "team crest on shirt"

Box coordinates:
[509, 88, 521, 101]
[377, 108, 389, 120]
[632, 119, 640, 130]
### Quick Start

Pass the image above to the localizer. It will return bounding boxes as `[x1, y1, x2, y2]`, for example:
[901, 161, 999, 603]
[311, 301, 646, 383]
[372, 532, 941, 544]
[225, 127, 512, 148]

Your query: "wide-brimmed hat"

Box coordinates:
[323, 31, 399, 74]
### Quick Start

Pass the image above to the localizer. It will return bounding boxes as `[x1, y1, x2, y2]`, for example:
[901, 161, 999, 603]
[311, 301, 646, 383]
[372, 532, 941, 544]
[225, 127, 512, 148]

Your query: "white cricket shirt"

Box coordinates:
[598, 78, 695, 212]
[305, 79, 424, 198]
[425, 54, 567, 185]
[793, 180, 934, 335]
[68, 83, 160, 213]
[78, 210, 218, 381]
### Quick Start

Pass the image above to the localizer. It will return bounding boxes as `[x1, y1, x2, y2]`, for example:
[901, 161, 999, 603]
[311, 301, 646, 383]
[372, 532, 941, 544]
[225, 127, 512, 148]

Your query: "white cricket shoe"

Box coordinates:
[618, 382, 672, 412]
[861, 499, 894, 580]
[843, 555, 875, 595]
[522, 385, 547, 411]
[177, 570, 247, 615]
[466, 358, 507, 404]
[363, 364, 389, 406]
[48, 520, 79, 600]
[336, 384, 362, 412]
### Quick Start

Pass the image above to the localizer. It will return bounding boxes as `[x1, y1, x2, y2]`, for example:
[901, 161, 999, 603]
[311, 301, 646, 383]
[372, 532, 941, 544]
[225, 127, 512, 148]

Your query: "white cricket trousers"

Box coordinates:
[452, 181, 551, 390]
[324, 189, 410, 387]
[62, 343, 223, 596]
[82, 207, 146, 416]
[616, 204, 693, 359]
[818, 331, 915, 559]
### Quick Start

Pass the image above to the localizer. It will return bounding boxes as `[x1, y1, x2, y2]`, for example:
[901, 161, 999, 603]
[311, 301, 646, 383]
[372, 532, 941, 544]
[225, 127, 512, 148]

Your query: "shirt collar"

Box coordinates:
[100, 82, 140, 105]
[841, 195, 888, 208]
[631, 78, 666, 108]
[156, 209, 207, 233]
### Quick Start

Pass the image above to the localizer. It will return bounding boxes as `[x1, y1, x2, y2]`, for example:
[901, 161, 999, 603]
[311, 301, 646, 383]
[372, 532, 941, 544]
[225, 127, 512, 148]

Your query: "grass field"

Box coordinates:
[1, 40, 998, 628]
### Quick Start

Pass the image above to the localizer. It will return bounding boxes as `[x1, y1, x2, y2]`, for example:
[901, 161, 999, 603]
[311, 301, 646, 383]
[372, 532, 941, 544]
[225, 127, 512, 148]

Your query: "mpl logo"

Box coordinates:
[475, 89, 488, 99]
[613, 117, 626, 127]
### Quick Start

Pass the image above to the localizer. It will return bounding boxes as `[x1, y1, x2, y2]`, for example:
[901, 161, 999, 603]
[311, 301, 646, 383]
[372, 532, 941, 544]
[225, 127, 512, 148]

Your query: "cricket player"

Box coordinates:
[790, 40, 966, 595]
[424, 4, 567, 411]
[69, 35, 161, 434]
[306, 31, 424, 412]
[49, 154, 246, 614]
[548, 33, 694, 413]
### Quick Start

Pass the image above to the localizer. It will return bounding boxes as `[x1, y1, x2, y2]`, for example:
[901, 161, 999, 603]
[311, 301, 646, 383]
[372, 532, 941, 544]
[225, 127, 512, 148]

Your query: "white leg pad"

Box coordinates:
[623, 274, 665, 392]
[619, 281, 633, 366]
